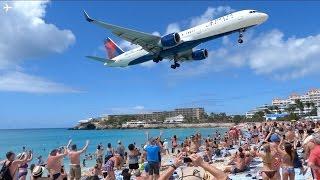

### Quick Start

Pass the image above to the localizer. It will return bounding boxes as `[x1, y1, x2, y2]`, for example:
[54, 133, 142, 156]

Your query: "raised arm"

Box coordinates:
[159, 153, 184, 180]
[189, 154, 228, 180]
[56, 147, 68, 158]
[79, 140, 90, 154]
[27, 151, 33, 162]
[67, 139, 72, 150]
[13, 151, 29, 166]
[145, 131, 149, 142]
[277, 136, 286, 155]
[264, 131, 272, 142]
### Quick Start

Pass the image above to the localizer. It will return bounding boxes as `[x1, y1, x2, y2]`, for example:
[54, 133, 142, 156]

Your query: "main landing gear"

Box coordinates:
[171, 61, 180, 69]
[153, 57, 163, 63]
[238, 28, 245, 44]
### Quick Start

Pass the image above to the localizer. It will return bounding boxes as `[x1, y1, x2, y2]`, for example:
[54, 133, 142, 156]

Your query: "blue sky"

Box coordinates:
[1, 1, 320, 129]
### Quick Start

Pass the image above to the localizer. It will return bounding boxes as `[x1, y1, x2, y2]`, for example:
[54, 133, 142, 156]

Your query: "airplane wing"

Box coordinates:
[86, 56, 115, 64]
[84, 10, 162, 54]
[168, 49, 193, 62]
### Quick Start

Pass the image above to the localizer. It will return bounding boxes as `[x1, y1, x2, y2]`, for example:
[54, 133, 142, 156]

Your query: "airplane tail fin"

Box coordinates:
[104, 37, 124, 59]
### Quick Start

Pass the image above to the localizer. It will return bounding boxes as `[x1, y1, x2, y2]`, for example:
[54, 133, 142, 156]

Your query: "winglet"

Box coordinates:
[83, 10, 94, 22]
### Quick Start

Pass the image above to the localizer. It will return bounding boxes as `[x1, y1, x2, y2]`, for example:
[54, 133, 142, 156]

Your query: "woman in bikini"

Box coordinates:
[17, 152, 33, 180]
[257, 143, 277, 180]
[278, 140, 295, 180]
[102, 154, 122, 180]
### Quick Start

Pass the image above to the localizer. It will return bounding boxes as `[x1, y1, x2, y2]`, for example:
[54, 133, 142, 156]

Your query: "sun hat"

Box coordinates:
[32, 166, 44, 177]
[143, 144, 148, 150]
[118, 140, 121, 144]
[16, 153, 23, 159]
[16, 152, 26, 160]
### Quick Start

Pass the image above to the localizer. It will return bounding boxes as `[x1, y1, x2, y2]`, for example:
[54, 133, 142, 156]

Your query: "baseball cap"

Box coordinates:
[270, 134, 280, 142]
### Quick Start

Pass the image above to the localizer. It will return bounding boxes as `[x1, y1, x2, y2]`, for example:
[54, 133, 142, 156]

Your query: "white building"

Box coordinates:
[78, 119, 89, 124]
[164, 115, 184, 124]
[122, 121, 147, 128]
[247, 89, 320, 118]
[273, 89, 320, 106]
[245, 104, 269, 118]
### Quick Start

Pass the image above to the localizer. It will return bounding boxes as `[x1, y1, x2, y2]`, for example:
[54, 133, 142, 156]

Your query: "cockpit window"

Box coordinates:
[249, 10, 257, 13]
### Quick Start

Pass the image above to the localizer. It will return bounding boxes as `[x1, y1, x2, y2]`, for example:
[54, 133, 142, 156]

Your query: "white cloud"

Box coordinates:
[164, 6, 233, 37]
[133, 105, 145, 110]
[152, 31, 161, 36]
[190, 6, 234, 27]
[118, 40, 139, 51]
[0, 1, 76, 93]
[165, 23, 181, 34]
[171, 29, 320, 80]
[0, 71, 80, 93]
[108, 105, 149, 114]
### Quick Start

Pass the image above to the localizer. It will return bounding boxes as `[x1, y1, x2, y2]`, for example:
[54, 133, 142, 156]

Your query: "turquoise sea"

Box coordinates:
[0, 128, 228, 168]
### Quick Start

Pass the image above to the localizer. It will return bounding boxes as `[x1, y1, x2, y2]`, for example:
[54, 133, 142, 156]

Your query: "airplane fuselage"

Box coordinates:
[107, 10, 268, 67]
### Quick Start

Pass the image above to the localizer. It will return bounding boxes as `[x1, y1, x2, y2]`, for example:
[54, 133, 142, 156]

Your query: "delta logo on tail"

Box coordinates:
[104, 37, 124, 59]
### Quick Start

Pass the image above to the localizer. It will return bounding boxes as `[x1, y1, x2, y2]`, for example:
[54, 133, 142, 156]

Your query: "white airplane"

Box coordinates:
[84, 9, 268, 69]
[3, 3, 12, 13]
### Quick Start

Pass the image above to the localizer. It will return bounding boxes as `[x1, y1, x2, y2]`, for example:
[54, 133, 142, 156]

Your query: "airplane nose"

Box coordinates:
[260, 13, 269, 22]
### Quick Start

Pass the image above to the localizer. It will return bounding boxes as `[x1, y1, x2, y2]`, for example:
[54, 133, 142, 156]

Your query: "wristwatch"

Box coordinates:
[170, 164, 177, 170]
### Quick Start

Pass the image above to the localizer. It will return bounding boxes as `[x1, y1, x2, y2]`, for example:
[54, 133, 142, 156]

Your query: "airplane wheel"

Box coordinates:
[153, 59, 159, 63]
[171, 64, 176, 69]
[238, 39, 243, 44]
[175, 63, 180, 68]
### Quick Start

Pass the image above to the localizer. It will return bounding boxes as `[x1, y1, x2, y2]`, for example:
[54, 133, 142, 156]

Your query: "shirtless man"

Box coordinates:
[224, 147, 247, 174]
[47, 147, 68, 180]
[1, 151, 30, 180]
[67, 140, 90, 180]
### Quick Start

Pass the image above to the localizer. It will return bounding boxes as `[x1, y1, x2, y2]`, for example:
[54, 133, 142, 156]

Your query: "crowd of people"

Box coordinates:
[1, 120, 320, 180]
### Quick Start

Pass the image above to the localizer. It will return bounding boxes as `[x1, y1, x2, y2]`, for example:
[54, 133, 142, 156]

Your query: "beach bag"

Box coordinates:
[0, 161, 13, 180]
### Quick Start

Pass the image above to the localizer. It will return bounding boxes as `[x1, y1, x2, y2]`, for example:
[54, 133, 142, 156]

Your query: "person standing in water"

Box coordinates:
[67, 139, 90, 180]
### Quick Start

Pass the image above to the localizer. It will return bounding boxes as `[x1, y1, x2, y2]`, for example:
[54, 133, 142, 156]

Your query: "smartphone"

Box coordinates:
[183, 157, 192, 163]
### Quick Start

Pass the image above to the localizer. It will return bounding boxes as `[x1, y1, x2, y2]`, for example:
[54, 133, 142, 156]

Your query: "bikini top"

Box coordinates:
[19, 163, 28, 169]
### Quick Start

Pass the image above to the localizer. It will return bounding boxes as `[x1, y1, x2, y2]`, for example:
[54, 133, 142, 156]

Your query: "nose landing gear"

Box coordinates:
[238, 28, 245, 44]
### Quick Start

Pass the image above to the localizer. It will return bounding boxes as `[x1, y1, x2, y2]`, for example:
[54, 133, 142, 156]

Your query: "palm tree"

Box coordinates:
[264, 109, 271, 114]
[310, 102, 315, 108]
[295, 99, 304, 115]
[306, 102, 311, 109]
[286, 104, 296, 114]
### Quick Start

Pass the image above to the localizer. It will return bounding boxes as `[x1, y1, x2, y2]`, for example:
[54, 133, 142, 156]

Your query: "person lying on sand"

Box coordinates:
[224, 147, 247, 174]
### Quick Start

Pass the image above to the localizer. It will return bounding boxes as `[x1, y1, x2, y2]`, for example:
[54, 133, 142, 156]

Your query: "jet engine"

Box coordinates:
[192, 49, 208, 60]
[160, 33, 181, 47]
